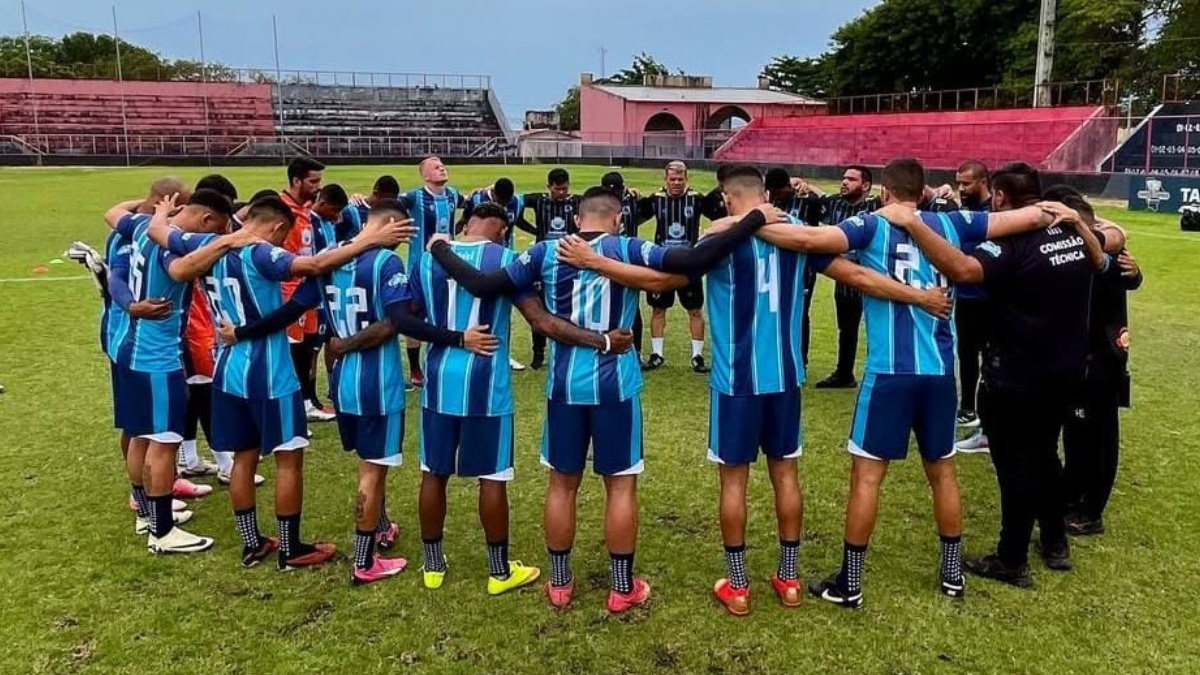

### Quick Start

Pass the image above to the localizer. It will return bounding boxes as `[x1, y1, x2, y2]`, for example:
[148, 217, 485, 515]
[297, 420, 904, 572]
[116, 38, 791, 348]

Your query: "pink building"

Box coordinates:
[578, 74, 823, 157]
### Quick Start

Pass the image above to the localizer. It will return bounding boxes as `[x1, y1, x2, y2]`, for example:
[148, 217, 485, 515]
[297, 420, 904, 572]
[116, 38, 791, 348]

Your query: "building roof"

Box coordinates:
[591, 84, 821, 105]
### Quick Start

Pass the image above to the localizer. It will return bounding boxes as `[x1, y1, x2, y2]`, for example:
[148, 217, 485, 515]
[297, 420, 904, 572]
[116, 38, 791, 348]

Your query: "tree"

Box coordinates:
[0, 31, 233, 81]
[556, 86, 580, 131]
[759, 55, 832, 98]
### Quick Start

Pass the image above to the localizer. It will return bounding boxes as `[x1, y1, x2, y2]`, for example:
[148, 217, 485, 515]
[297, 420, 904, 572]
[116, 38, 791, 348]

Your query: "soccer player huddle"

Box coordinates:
[91, 154, 1141, 616]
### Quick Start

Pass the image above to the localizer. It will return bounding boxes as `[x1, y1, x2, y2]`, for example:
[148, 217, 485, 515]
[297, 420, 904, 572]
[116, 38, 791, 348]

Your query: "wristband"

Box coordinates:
[601, 332, 611, 355]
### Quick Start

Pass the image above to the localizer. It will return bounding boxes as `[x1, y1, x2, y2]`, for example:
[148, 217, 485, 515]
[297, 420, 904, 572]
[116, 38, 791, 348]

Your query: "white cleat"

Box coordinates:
[218, 472, 266, 487]
[135, 510, 194, 535]
[955, 431, 990, 454]
[148, 526, 214, 555]
[509, 357, 527, 372]
[305, 401, 336, 422]
[178, 461, 220, 478]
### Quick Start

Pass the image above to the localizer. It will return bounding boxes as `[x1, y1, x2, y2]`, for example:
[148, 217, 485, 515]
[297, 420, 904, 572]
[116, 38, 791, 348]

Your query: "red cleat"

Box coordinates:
[352, 555, 408, 585]
[173, 477, 213, 499]
[606, 577, 651, 614]
[544, 581, 575, 609]
[277, 541, 337, 571]
[375, 522, 400, 551]
[770, 575, 803, 608]
[713, 578, 751, 616]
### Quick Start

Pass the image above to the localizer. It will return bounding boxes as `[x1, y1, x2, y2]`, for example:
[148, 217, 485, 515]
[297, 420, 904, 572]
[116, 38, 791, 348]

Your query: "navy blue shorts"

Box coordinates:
[541, 396, 643, 476]
[420, 408, 514, 480]
[112, 364, 186, 442]
[708, 388, 802, 465]
[337, 411, 404, 466]
[211, 389, 309, 456]
[849, 373, 957, 462]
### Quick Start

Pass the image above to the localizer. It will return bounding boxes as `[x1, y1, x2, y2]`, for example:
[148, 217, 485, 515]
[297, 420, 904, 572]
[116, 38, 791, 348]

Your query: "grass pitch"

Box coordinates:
[1, 164, 1198, 674]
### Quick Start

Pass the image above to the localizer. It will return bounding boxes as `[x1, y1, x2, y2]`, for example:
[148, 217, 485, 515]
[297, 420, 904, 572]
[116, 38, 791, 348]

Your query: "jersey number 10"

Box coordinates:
[572, 276, 612, 331]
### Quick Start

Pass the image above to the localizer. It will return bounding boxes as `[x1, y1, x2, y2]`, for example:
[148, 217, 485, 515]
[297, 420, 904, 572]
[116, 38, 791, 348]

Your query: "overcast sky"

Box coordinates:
[3, 0, 878, 123]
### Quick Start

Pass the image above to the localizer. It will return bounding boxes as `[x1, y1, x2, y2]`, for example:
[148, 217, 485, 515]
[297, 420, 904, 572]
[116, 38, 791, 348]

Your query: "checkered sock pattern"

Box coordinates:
[725, 544, 748, 589]
[131, 484, 150, 519]
[354, 529, 375, 570]
[487, 540, 510, 579]
[777, 539, 800, 582]
[234, 507, 261, 550]
[837, 541, 868, 595]
[376, 500, 392, 534]
[940, 534, 963, 583]
[150, 494, 174, 539]
[549, 548, 572, 587]
[610, 552, 635, 595]
[423, 538, 447, 572]
[278, 513, 301, 559]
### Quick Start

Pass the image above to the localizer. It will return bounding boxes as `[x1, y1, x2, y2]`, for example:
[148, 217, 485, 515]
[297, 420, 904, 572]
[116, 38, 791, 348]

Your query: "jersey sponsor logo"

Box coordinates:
[978, 241, 1003, 258]
[387, 271, 408, 288]
[550, 216, 566, 231]
[668, 222, 685, 239]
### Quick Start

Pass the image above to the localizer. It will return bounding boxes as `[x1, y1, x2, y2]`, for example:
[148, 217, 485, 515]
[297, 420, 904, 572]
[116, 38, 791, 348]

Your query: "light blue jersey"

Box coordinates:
[464, 192, 525, 248]
[311, 205, 363, 254]
[101, 229, 134, 362]
[706, 216, 830, 396]
[111, 214, 189, 373]
[505, 235, 666, 405]
[410, 240, 523, 416]
[837, 210, 989, 375]
[401, 186, 462, 271]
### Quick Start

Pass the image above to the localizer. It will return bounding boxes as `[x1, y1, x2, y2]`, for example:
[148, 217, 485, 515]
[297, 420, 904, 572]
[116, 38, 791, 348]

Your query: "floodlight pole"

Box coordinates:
[20, 0, 42, 164]
[1033, 0, 1057, 108]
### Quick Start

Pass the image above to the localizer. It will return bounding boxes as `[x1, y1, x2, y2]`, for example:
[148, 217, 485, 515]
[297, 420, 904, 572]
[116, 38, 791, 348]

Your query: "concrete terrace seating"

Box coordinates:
[714, 106, 1108, 171]
[275, 84, 504, 139]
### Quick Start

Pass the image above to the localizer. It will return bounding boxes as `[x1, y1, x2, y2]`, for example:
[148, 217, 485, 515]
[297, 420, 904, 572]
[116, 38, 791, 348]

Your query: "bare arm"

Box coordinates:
[104, 199, 145, 229]
[820, 258, 952, 319]
[329, 319, 396, 355]
[1095, 219, 1127, 254]
[555, 237, 690, 292]
[984, 205, 1053, 237]
[515, 296, 603, 350]
[756, 223, 851, 254]
[289, 218, 415, 277]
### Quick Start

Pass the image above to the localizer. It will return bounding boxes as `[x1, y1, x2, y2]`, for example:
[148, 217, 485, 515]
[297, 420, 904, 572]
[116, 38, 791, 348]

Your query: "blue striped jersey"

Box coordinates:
[311, 205, 363, 253]
[110, 214, 189, 373]
[401, 186, 461, 271]
[837, 210, 989, 375]
[706, 216, 829, 396]
[205, 243, 300, 399]
[100, 228, 134, 361]
[465, 191, 525, 248]
[505, 235, 666, 405]
[306, 248, 409, 416]
[410, 241, 522, 416]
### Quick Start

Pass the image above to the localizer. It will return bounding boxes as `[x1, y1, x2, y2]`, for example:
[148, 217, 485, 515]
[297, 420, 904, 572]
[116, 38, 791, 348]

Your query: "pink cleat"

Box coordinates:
[173, 477, 213, 499]
[606, 577, 652, 614]
[351, 556, 408, 585]
[544, 581, 575, 609]
[375, 522, 400, 551]
[128, 497, 187, 512]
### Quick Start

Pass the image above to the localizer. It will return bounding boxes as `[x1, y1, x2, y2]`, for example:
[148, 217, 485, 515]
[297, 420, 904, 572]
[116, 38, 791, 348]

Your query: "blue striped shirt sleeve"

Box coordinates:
[379, 255, 412, 307]
[951, 210, 990, 249]
[251, 244, 297, 281]
[504, 242, 546, 292]
[837, 215, 876, 251]
[292, 277, 322, 307]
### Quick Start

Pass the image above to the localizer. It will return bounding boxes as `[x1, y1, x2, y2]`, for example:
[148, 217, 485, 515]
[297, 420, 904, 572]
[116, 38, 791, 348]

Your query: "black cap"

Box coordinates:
[601, 171, 625, 192]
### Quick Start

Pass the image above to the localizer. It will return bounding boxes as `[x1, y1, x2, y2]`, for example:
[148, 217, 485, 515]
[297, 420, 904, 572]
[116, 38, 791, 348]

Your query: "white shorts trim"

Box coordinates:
[706, 449, 725, 465]
[186, 375, 213, 385]
[273, 436, 310, 453]
[478, 467, 515, 482]
[366, 454, 402, 467]
[847, 440, 886, 461]
[611, 459, 644, 476]
[139, 432, 183, 443]
[778, 447, 803, 460]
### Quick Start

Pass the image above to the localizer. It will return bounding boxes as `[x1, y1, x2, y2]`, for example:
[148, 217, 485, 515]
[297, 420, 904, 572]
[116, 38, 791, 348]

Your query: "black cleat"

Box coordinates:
[530, 351, 545, 371]
[241, 537, 279, 568]
[964, 553, 1033, 588]
[1066, 513, 1105, 537]
[956, 409, 980, 428]
[814, 372, 857, 389]
[808, 571, 863, 609]
[691, 355, 711, 373]
[1036, 539, 1073, 571]
[940, 576, 966, 598]
[642, 354, 665, 371]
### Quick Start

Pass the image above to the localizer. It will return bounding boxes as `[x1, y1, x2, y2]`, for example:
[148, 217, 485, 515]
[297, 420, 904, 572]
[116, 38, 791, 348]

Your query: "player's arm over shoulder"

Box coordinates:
[756, 214, 853, 254]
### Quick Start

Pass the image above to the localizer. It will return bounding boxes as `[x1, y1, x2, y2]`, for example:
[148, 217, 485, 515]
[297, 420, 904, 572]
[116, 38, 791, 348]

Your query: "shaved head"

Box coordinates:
[149, 176, 188, 201]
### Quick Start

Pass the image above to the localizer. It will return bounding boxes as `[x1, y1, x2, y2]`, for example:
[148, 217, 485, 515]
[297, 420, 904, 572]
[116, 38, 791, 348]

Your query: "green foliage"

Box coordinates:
[759, 55, 832, 98]
[555, 86, 580, 131]
[0, 31, 235, 81]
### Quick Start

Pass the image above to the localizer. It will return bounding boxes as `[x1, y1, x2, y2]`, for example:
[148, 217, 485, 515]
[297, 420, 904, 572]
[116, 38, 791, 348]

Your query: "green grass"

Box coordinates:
[2, 164, 1199, 674]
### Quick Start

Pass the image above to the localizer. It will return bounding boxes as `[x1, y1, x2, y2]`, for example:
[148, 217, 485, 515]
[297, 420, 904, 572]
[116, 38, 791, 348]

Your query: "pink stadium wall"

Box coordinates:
[714, 106, 1110, 172]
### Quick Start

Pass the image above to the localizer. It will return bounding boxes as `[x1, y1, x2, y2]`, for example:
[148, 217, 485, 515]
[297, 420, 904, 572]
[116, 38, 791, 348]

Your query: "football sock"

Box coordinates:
[940, 534, 963, 582]
[651, 338, 664, 357]
[691, 340, 704, 358]
[423, 537, 447, 572]
[837, 541, 868, 595]
[610, 551, 635, 594]
[178, 439, 199, 469]
[131, 483, 150, 519]
[278, 512, 301, 559]
[725, 544, 748, 589]
[778, 539, 800, 581]
[376, 500, 392, 534]
[549, 547, 573, 587]
[234, 507, 262, 550]
[354, 529, 376, 570]
[213, 450, 234, 475]
[150, 494, 174, 539]
[487, 539, 510, 579]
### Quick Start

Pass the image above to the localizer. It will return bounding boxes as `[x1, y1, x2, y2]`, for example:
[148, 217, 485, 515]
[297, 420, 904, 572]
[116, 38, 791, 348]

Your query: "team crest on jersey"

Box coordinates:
[301, 229, 313, 246]
[565, 205, 573, 214]
[978, 241, 1003, 258]
[669, 222, 685, 239]
[551, 217, 566, 231]
[684, 206, 694, 219]
[622, 206, 631, 216]
[507, 210, 517, 222]
[437, 216, 450, 232]
[387, 271, 408, 288]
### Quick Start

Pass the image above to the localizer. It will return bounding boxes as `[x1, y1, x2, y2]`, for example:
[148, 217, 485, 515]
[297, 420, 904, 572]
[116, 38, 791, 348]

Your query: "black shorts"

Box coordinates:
[647, 280, 704, 311]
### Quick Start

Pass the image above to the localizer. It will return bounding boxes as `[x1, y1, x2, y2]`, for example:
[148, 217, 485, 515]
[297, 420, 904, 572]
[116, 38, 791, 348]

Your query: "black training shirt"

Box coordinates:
[973, 226, 1105, 388]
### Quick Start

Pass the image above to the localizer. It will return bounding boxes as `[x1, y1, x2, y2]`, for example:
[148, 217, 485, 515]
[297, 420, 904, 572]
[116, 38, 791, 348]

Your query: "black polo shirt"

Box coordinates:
[973, 226, 1105, 389]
